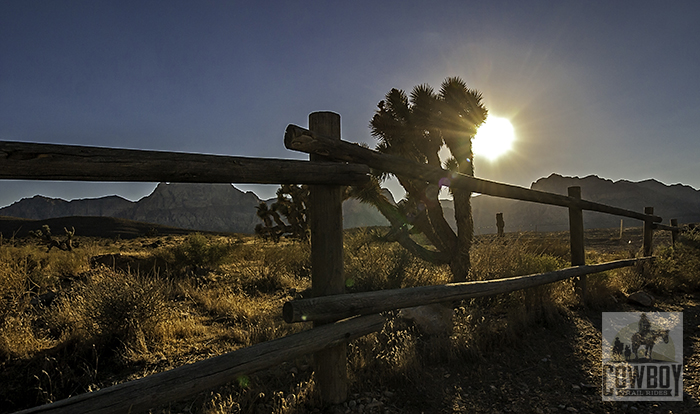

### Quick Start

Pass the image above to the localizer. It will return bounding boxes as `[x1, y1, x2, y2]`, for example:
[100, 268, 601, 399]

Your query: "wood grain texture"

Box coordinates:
[283, 258, 654, 323]
[0, 140, 369, 185]
[307, 111, 347, 404]
[284, 125, 663, 223]
[567, 187, 586, 301]
[16, 315, 385, 414]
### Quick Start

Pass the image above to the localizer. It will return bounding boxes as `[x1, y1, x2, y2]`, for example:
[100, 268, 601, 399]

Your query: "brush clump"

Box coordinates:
[0, 226, 694, 413]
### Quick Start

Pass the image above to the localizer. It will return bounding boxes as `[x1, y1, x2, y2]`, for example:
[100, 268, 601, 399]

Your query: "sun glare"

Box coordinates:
[473, 116, 515, 161]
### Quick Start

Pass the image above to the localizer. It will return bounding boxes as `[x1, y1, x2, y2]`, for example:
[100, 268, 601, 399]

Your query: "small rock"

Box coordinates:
[348, 400, 356, 409]
[383, 390, 395, 398]
[627, 291, 655, 307]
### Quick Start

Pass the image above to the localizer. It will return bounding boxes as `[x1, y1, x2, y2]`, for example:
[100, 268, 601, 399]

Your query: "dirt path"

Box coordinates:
[370, 292, 700, 413]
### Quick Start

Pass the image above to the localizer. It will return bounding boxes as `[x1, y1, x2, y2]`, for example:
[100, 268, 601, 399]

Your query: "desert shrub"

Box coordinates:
[646, 230, 700, 292]
[469, 236, 572, 330]
[0, 244, 68, 319]
[47, 269, 168, 356]
[167, 233, 235, 271]
[43, 249, 90, 279]
[0, 248, 30, 315]
[348, 315, 421, 389]
[222, 239, 310, 296]
[471, 236, 567, 281]
[0, 314, 54, 361]
[344, 231, 451, 292]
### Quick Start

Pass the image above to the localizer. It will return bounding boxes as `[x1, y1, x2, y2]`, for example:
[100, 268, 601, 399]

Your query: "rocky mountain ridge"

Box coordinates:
[0, 183, 388, 234]
[1, 174, 698, 234]
[467, 174, 700, 234]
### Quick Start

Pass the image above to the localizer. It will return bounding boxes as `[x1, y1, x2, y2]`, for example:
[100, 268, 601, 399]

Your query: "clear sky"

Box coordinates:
[2, 1, 699, 207]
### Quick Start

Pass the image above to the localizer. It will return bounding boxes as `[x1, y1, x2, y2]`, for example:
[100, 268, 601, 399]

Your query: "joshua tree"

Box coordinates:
[255, 184, 309, 241]
[30, 225, 76, 252]
[365, 77, 488, 282]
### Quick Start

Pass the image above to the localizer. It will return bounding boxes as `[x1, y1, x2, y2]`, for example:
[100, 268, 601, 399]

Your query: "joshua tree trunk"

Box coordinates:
[366, 76, 487, 283]
[451, 190, 473, 282]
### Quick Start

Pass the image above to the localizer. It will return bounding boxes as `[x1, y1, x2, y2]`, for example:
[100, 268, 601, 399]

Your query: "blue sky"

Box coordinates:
[2, 1, 699, 207]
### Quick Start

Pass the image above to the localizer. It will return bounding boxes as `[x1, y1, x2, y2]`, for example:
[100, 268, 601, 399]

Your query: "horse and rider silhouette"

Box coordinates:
[612, 313, 670, 362]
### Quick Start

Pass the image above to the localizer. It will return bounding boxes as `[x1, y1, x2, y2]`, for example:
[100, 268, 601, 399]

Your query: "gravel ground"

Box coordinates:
[327, 291, 699, 414]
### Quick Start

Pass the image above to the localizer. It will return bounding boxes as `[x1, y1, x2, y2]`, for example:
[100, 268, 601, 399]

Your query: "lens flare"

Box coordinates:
[473, 116, 515, 161]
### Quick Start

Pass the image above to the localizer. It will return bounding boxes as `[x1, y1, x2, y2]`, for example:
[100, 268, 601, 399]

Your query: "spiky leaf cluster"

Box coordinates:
[363, 77, 488, 281]
[255, 184, 309, 242]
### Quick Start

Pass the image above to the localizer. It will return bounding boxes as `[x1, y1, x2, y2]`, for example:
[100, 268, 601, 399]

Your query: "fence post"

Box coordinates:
[619, 219, 624, 240]
[567, 186, 586, 302]
[643, 207, 654, 256]
[496, 212, 505, 237]
[308, 111, 347, 405]
[670, 218, 678, 246]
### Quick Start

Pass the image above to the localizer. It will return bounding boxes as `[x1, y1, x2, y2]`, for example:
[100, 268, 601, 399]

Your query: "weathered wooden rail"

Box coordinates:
[16, 315, 385, 414]
[283, 258, 653, 323]
[0, 140, 369, 185]
[2, 111, 685, 413]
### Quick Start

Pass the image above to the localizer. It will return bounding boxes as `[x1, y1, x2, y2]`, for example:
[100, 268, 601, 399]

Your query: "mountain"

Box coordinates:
[466, 174, 700, 234]
[118, 183, 261, 233]
[2, 175, 697, 235]
[0, 195, 134, 220]
[0, 183, 391, 234]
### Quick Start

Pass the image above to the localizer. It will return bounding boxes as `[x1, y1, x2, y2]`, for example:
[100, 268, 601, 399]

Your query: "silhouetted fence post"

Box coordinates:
[670, 218, 679, 246]
[496, 212, 505, 237]
[307, 111, 347, 404]
[643, 207, 654, 256]
[619, 219, 624, 240]
[568, 186, 586, 302]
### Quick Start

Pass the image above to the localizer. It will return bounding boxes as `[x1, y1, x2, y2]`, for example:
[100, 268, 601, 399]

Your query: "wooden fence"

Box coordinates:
[2, 111, 683, 413]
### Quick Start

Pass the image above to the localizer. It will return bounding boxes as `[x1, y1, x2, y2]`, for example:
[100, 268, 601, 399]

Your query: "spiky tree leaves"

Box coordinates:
[436, 76, 487, 176]
[367, 77, 488, 282]
[255, 184, 309, 242]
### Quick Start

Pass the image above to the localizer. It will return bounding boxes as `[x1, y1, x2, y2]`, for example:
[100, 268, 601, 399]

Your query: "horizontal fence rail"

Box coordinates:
[653, 222, 683, 232]
[0, 140, 370, 186]
[284, 125, 662, 223]
[2, 110, 685, 412]
[16, 314, 386, 414]
[283, 257, 654, 323]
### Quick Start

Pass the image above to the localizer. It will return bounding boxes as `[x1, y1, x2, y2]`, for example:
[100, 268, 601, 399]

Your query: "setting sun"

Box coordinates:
[473, 116, 515, 161]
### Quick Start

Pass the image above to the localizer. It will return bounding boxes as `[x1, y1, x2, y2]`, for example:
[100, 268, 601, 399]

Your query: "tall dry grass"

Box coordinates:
[1, 226, 697, 413]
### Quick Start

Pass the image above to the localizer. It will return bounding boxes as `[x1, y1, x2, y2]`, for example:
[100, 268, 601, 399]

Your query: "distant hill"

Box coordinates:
[0, 215, 196, 239]
[2, 175, 697, 236]
[465, 174, 700, 234]
[0, 183, 390, 234]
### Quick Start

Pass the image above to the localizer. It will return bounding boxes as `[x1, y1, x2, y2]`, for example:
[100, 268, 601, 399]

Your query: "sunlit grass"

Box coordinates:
[0, 226, 695, 412]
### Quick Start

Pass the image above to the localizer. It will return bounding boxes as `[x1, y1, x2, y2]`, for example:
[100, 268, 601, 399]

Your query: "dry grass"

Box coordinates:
[0, 226, 697, 413]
